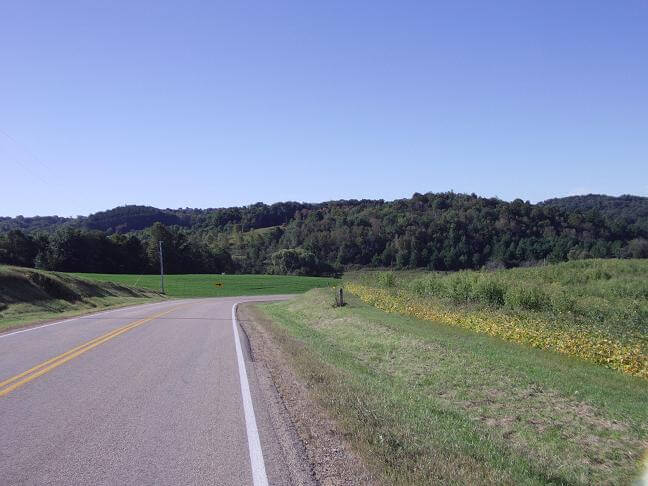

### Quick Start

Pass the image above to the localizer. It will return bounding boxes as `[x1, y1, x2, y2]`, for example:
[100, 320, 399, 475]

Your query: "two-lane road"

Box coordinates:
[0, 297, 295, 485]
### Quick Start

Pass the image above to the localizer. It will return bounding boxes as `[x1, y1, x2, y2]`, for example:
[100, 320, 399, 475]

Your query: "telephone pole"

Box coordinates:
[159, 240, 165, 294]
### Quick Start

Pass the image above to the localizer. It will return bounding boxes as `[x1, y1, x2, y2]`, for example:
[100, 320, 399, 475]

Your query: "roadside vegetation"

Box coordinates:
[0, 263, 336, 332]
[69, 272, 337, 297]
[255, 289, 648, 484]
[347, 259, 648, 378]
[0, 265, 161, 332]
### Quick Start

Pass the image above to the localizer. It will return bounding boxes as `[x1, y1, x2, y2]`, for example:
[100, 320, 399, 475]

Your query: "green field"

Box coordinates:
[254, 288, 648, 485]
[70, 272, 338, 297]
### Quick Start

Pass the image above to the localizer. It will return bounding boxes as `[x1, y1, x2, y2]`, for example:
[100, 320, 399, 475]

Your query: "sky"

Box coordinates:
[1, 1, 647, 217]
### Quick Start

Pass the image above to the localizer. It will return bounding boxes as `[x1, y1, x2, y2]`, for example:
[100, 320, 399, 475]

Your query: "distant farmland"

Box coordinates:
[69, 273, 338, 297]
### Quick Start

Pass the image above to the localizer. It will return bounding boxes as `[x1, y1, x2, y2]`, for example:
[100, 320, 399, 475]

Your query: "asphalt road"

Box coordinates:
[0, 297, 298, 485]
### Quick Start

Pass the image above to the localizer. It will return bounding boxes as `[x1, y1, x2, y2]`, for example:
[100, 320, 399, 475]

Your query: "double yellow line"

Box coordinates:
[0, 305, 183, 398]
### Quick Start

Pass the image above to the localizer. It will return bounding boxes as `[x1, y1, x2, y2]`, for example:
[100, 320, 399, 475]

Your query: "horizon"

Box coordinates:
[1, 190, 645, 220]
[2, 2, 647, 217]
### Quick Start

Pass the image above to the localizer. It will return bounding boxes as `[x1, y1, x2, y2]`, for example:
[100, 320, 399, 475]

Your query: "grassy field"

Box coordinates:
[255, 289, 648, 485]
[346, 259, 648, 378]
[0, 265, 162, 331]
[70, 272, 338, 297]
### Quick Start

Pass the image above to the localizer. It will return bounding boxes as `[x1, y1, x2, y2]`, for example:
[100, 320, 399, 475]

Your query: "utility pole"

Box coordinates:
[159, 240, 165, 294]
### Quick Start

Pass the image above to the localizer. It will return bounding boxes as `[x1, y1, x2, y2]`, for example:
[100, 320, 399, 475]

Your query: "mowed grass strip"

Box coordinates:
[70, 272, 338, 297]
[255, 289, 648, 485]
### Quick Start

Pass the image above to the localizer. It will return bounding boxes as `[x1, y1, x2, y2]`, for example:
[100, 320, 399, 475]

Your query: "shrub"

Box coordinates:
[505, 285, 548, 311]
[409, 276, 445, 298]
[474, 278, 506, 306]
[376, 271, 396, 288]
[446, 272, 476, 303]
[548, 289, 576, 314]
[422, 277, 446, 297]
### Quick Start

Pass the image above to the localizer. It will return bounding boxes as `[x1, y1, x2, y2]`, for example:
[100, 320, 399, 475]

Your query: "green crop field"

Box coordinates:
[69, 272, 338, 297]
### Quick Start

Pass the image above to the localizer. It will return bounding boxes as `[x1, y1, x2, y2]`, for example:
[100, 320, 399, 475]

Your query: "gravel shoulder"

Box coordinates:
[238, 303, 376, 486]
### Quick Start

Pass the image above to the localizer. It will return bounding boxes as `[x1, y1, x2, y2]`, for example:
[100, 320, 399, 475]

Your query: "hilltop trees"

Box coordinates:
[267, 249, 335, 276]
[1, 192, 647, 276]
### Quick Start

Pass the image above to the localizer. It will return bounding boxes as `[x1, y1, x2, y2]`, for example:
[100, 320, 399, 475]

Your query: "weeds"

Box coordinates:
[347, 260, 648, 378]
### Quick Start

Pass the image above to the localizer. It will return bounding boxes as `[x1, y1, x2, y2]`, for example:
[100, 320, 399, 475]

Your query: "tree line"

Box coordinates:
[1, 192, 647, 276]
[0, 223, 234, 274]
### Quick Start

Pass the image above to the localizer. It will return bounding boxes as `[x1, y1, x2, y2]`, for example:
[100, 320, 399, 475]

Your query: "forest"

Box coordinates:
[1, 192, 647, 276]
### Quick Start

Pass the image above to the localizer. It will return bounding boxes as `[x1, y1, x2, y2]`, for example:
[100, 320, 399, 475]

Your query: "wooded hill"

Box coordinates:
[1, 193, 647, 276]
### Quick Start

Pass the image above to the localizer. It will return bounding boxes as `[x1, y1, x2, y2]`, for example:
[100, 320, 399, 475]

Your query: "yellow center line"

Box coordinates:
[0, 305, 185, 398]
[0, 319, 147, 389]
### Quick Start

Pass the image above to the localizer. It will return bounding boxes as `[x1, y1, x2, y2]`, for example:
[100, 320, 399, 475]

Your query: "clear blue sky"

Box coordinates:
[1, 1, 647, 217]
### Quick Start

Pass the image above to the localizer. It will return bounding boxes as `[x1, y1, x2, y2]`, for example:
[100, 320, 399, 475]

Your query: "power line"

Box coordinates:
[0, 128, 77, 209]
[0, 127, 55, 176]
[0, 145, 52, 187]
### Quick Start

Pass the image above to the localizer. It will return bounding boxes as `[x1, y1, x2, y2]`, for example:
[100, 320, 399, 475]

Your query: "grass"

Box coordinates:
[0, 265, 162, 332]
[351, 259, 648, 342]
[346, 260, 648, 378]
[255, 288, 648, 485]
[70, 272, 338, 297]
[0, 266, 337, 331]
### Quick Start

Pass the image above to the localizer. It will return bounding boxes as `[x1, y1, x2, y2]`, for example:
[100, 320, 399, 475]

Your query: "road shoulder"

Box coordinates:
[0, 297, 168, 335]
[238, 303, 375, 486]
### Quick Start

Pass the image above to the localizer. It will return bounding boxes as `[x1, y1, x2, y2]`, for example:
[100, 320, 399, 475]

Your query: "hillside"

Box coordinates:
[4, 194, 647, 236]
[0, 265, 161, 331]
[0, 202, 317, 235]
[1, 192, 647, 276]
[0, 215, 75, 234]
[541, 194, 648, 228]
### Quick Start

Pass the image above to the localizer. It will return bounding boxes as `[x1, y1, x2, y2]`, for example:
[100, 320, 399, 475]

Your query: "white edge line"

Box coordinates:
[0, 300, 174, 340]
[232, 303, 269, 486]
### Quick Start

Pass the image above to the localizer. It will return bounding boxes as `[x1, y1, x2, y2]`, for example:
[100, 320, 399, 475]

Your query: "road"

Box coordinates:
[0, 297, 300, 485]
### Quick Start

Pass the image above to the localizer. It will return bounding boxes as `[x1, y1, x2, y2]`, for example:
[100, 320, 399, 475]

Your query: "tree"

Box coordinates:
[626, 238, 648, 258]
[0, 230, 39, 267]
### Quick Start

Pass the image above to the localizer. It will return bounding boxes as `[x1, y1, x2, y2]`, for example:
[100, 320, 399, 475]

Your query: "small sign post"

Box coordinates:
[334, 287, 345, 307]
[159, 241, 165, 294]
